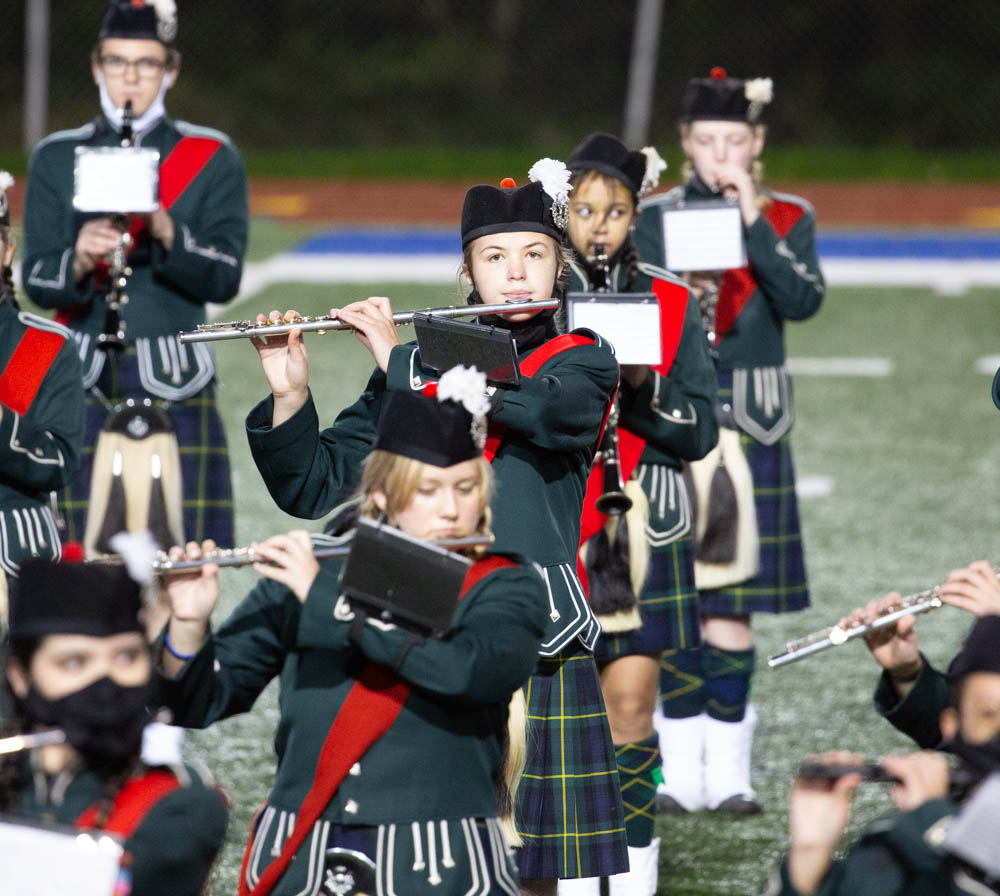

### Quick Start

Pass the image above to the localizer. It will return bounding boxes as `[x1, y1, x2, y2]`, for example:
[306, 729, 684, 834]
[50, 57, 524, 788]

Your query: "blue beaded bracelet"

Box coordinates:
[164, 631, 196, 661]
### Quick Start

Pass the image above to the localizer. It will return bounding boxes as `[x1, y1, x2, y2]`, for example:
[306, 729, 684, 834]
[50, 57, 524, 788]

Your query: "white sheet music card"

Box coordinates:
[566, 293, 661, 366]
[662, 200, 746, 272]
[73, 146, 160, 213]
[0, 818, 124, 896]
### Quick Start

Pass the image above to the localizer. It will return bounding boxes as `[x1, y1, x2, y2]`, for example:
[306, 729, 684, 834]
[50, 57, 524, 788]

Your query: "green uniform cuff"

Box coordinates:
[873, 654, 947, 748]
[297, 565, 351, 650]
[384, 343, 419, 392]
[246, 390, 319, 449]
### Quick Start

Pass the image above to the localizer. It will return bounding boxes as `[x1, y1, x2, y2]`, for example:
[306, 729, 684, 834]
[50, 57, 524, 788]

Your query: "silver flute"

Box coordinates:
[0, 729, 67, 755]
[178, 298, 561, 344]
[138, 534, 495, 572]
[767, 585, 949, 669]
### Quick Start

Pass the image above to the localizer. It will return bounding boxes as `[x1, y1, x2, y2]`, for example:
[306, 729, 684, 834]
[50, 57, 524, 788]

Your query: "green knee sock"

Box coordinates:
[659, 645, 705, 718]
[702, 643, 755, 722]
[615, 733, 660, 847]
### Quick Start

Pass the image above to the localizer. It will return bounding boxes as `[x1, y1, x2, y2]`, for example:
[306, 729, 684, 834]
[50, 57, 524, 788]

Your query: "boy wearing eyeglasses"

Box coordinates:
[22, 1, 248, 551]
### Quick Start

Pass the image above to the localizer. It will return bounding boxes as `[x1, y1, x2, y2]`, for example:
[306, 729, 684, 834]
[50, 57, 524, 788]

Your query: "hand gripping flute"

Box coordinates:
[766, 575, 973, 668]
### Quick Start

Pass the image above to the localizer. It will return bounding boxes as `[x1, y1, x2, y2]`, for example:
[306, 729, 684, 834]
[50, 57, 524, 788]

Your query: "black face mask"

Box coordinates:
[943, 729, 1000, 795]
[23, 677, 151, 777]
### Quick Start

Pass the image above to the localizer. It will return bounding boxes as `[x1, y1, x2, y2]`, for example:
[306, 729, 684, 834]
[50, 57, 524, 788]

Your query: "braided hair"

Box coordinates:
[0, 638, 39, 813]
[0, 225, 19, 309]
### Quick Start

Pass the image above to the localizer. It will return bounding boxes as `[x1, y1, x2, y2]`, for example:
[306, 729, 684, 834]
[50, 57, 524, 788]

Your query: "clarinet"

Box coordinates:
[590, 244, 632, 516]
[97, 100, 134, 353]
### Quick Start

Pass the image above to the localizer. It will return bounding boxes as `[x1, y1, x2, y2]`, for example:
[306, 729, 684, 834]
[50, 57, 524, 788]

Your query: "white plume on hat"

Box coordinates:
[0, 171, 13, 194]
[528, 157, 573, 230]
[639, 147, 667, 198]
[437, 365, 490, 450]
[437, 365, 490, 417]
[152, 0, 178, 42]
[109, 530, 161, 586]
[744, 78, 773, 104]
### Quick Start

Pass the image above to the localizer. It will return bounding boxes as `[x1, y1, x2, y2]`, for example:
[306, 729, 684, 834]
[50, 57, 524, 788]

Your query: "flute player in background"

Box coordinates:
[840, 561, 1000, 750]
[763, 612, 1000, 896]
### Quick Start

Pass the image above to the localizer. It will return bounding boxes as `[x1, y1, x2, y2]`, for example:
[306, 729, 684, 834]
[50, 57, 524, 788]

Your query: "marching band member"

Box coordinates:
[845, 561, 1000, 750]
[1, 554, 228, 896]
[563, 133, 717, 894]
[22, 0, 248, 548]
[636, 68, 825, 813]
[764, 613, 1000, 896]
[0, 171, 84, 586]
[154, 371, 549, 895]
[244, 164, 627, 892]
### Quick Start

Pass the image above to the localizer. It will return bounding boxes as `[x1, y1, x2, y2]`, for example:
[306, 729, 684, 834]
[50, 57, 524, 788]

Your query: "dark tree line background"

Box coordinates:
[5, 1, 999, 158]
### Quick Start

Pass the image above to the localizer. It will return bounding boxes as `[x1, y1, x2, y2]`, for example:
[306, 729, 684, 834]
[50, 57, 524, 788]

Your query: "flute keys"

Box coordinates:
[828, 626, 849, 646]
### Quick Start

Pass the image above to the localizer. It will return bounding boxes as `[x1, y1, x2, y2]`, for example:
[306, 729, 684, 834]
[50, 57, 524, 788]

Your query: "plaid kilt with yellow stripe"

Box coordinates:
[57, 350, 235, 548]
[593, 465, 701, 661]
[516, 644, 628, 880]
[698, 375, 809, 615]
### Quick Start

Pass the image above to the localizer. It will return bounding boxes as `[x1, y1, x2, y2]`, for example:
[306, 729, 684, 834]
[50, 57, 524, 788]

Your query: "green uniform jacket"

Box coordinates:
[764, 799, 959, 896]
[0, 303, 83, 572]
[14, 760, 227, 896]
[22, 114, 248, 399]
[874, 654, 950, 749]
[637, 182, 824, 444]
[153, 549, 548, 825]
[247, 330, 619, 650]
[567, 258, 717, 469]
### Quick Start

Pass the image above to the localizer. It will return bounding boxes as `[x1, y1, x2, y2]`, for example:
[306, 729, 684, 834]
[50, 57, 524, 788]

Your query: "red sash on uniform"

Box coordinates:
[714, 199, 805, 343]
[75, 769, 182, 839]
[0, 327, 66, 415]
[576, 278, 690, 591]
[483, 332, 606, 462]
[58, 134, 223, 317]
[417, 331, 611, 464]
[237, 554, 517, 896]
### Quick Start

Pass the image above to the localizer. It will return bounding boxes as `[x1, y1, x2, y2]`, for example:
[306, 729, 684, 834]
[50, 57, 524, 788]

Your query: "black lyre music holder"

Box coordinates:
[413, 313, 521, 387]
[339, 517, 472, 637]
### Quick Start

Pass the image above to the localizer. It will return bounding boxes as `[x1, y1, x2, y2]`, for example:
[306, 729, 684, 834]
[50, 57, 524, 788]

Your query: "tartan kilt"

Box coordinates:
[698, 429, 810, 616]
[593, 464, 701, 661]
[57, 350, 234, 548]
[516, 644, 628, 880]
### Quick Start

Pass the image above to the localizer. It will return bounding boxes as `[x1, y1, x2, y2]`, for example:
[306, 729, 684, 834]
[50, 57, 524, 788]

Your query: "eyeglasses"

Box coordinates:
[99, 55, 168, 78]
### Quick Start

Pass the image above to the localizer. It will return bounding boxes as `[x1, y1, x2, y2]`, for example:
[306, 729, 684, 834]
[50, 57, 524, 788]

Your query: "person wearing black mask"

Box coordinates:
[763, 613, 1000, 896]
[0, 555, 227, 896]
[839, 560, 1000, 749]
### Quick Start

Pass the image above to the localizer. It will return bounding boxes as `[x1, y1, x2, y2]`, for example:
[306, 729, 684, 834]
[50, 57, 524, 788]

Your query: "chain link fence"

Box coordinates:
[5, 0, 1000, 157]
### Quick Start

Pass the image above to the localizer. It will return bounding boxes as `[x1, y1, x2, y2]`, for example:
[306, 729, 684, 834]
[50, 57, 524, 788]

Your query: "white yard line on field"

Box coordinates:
[787, 358, 894, 377]
[796, 475, 834, 498]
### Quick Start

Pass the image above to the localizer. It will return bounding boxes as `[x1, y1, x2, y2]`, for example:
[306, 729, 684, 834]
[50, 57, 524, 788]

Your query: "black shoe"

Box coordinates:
[712, 793, 763, 815]
[656, 792, 691, 815]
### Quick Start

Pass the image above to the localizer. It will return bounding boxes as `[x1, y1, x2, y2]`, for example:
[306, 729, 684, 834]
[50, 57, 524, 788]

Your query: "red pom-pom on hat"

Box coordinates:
[710, 66, 727, 79]
[500, 177, 516, 188]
